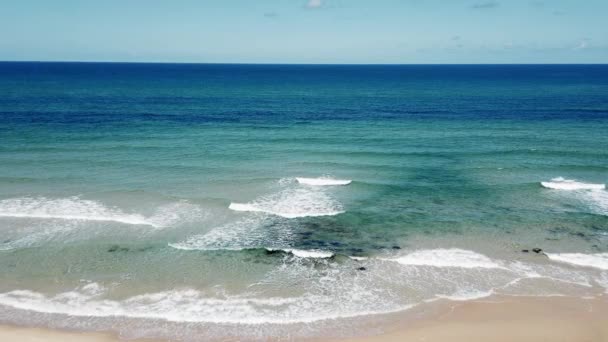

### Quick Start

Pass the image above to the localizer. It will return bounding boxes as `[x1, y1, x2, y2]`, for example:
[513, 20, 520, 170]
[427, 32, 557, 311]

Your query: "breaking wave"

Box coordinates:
[0, 197, 204, 251]
[0, 197, 154, 226]
[546, 253, 608, 271]
[541, 177, 605, 190]
[295, 177, 352, 186]
[383, 248, 504, 269]
[0, 197, 202, 228]
[229, 187, 344, 218]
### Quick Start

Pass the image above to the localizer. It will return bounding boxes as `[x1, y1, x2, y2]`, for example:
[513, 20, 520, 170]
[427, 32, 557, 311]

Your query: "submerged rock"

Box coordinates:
[264, 249, 283, 255]
[108, 245, 129, 253]
[357, 267, 366, 271]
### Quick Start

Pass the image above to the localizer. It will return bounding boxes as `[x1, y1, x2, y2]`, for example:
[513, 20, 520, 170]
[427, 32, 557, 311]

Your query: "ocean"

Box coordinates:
[0, 62, 607, 340]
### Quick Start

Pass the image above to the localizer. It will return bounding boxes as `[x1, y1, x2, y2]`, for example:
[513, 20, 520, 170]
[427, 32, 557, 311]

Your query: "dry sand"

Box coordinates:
[1, 295, 607, 341]
[340, 295, 608, 342]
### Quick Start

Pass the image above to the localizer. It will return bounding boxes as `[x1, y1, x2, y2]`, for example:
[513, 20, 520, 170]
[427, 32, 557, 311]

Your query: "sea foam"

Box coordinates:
[0, 197, 155, 226]
[169, 215, 294, 251]
[546, 253, 608, 271]
[386, 248, 504, 269]
[541, 177, 605, 190]
[229, 187, 344, 218]
[0, 249, 602, 329]
[541, 178, 608, 216]
[0, 276, 409, 325]
[0, 196, 203, 233]
[436, 289, 495, 301]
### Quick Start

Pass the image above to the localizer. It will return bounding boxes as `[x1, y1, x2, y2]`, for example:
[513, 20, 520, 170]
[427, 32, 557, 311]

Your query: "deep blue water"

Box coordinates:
[2, 63, 608, 125]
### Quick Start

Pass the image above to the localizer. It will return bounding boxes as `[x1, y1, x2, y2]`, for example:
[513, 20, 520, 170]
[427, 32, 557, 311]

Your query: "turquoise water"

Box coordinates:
[0, 63, 607, 340]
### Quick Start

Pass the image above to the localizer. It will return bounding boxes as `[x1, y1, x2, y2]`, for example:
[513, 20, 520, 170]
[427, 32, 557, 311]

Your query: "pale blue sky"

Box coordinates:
[1, 0, 606, 63]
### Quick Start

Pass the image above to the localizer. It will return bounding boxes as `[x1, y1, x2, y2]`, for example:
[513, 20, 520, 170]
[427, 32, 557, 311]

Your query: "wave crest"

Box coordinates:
[541, 177, 605, 190]
[0, 197, 203, 228]
[0, 197, 153, 226]
[546, 253, 608, 270]
[296, 177, 352, 186]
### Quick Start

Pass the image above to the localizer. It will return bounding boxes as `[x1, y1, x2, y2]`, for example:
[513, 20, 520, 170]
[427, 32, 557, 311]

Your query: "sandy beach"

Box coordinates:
[2, 295, 606, 342]
[341, 295, 608, 342]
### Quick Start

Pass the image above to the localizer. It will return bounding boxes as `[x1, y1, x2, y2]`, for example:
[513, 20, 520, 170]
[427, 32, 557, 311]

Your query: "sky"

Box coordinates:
[0, 0, 606, 64]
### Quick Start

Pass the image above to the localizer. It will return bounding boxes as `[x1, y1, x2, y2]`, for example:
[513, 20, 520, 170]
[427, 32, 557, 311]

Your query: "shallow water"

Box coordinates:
[0, 63, 607, 340]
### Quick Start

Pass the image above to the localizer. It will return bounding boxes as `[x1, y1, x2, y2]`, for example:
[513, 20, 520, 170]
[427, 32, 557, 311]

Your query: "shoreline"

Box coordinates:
[1, 295, 606, 341]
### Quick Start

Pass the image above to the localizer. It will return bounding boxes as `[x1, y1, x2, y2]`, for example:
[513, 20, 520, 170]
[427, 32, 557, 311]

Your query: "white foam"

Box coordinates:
[0, 197, 156, 226]
[436, 289, 494, 301]
[596, 272, 608, 293]
[546, 253, 608, 270]
[0, 197, 203, 229]
[0, 284, 410, 325]
[229, 187, 344, 218]
[541, 177, 605, 190]
[146, 202, 205, 227]
[268, 248, 334, 259]
[586, 190, 608, 215]
[0, 218, 83, 251]
[1, 251, 604, 328]
[296, 177, 352, 186]
[386, 249, 503, 269]
[169, 215, 294, 251]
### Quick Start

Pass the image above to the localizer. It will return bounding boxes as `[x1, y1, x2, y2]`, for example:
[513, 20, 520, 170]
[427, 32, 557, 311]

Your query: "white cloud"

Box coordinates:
[574, 39, 589, 50]
[306, 0, 323, 9]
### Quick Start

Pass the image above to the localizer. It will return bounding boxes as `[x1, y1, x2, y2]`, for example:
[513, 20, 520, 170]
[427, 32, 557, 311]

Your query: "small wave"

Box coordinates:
[385, 249, 503, 269]
[228, 187, 344, 218]
[0, 283, 411, 325]
[0, 197, 203, 230]
[228, 203, 343, 218]
[436, 289, 495, 301]
[267, 248, 334, 259]
[546, 253, 608, 270]
[169, 242, 334, 259]
[295, 177, 352, 186]
[0, 197, 156, 226]
[541, 177, 605, 190]
[541, 178, 608, 216]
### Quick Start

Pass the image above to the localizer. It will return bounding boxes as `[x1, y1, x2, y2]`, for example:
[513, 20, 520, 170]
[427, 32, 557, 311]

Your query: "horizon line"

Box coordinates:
[1, 60, 607, 66]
